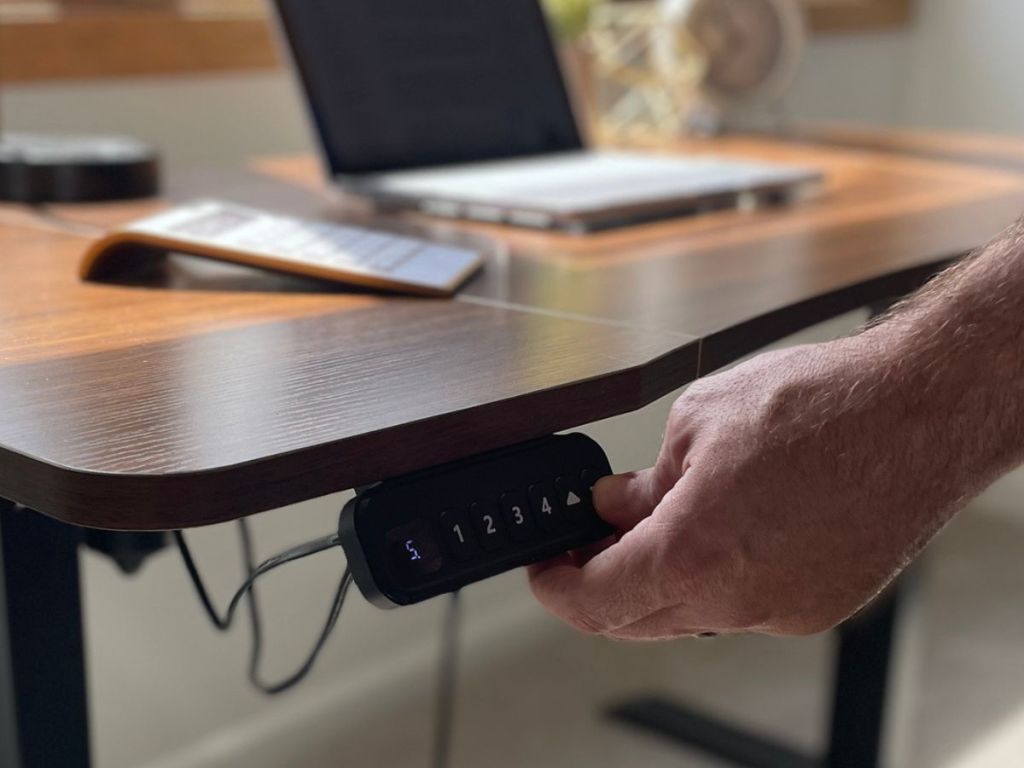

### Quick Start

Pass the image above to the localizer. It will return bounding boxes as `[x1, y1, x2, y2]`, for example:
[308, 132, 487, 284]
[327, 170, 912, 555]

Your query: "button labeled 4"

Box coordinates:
[528, 482, 564, 532]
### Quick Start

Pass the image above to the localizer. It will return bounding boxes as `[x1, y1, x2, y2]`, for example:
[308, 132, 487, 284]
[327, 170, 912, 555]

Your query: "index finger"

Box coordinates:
[528, 516, 671, 634]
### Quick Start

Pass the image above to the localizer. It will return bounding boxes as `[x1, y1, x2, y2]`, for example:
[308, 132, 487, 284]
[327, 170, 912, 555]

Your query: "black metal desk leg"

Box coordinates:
[825, 571, 920, 768]
[825, 596, 898, 767]
[607, 575, 915, 768]
[0, 500, 91, 768]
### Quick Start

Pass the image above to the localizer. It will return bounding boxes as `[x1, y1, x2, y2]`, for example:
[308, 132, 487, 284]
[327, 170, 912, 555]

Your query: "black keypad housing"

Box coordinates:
[338, 433, 613, 607]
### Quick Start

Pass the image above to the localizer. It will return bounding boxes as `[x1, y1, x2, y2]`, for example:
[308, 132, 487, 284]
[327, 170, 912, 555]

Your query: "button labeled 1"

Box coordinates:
[440, 508, 477, 562]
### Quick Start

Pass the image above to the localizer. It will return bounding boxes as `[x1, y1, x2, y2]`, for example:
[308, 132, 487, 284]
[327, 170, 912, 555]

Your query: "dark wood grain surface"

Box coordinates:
[0, 223, 695, 528]
[248, 138, 1024, 369]
[6, 136, 1024, 529]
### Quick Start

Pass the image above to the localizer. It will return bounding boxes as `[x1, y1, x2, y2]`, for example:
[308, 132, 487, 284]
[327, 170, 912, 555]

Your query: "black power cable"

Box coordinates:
[173, 520, 352, 695]
[433, 591, 461, 768]
[176, 517, 462, 768]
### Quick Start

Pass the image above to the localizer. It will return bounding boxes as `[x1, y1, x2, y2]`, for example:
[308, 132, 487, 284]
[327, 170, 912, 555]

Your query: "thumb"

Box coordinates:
[593, 469, 664, 531]
[594, 419, 690, 532]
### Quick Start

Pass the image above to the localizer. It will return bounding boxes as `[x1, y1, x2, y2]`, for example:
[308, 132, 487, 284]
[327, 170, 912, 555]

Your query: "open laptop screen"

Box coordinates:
[274, 0, 583, 176]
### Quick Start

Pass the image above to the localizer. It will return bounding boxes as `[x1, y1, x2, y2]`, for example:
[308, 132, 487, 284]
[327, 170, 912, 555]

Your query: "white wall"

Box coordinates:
[902, 0, 1024, 134]
[8, 0, 1024, 165]
[789, 0, 1024, 135]
[6, 3, 1024, 766]
[3, 71, 314, 168]
[788, 29, 910, 126]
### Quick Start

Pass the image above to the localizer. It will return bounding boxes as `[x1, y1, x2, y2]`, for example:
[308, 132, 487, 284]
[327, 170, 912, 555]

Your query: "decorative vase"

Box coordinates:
[581, 1, 708, 145]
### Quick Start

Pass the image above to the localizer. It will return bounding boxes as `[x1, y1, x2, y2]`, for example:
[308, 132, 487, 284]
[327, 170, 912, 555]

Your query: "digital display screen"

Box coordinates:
[274, 0, 583, 175]
[384, 520, 443, 586]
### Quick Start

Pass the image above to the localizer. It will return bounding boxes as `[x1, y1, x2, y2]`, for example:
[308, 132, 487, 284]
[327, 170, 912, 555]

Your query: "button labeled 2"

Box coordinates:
[470, 502, 507, 550]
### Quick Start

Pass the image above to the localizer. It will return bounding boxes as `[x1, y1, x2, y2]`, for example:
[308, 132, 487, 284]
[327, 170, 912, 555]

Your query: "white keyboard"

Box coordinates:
[81, 199, 485, 296]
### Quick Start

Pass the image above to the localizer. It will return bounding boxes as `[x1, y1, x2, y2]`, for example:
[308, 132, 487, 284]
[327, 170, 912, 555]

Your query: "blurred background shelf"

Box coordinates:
[0, 0, 914, 84]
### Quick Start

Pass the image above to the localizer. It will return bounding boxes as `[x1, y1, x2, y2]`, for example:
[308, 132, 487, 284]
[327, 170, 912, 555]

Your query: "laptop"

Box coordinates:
[272, 0, 821, 233]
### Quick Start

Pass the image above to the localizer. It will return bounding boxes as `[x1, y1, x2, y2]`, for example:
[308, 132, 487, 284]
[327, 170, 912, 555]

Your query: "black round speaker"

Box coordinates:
[0, 132, 160, 204]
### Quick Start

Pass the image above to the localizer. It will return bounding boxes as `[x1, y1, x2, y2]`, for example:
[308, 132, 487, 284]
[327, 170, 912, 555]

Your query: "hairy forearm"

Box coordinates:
[853, 219, 1024, 519]
[529, 217, 1024, 640]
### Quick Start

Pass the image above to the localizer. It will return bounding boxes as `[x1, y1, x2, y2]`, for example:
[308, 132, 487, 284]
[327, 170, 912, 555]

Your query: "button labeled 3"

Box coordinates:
[500, 491, 534, 542]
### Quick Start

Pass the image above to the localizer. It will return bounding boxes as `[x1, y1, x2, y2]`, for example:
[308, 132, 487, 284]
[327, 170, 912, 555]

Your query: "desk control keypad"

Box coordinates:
[338, 434, 613, 608]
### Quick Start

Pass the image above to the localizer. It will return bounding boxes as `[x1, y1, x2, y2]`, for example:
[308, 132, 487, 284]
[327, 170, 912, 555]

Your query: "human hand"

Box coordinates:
[529, 337, 961, 640]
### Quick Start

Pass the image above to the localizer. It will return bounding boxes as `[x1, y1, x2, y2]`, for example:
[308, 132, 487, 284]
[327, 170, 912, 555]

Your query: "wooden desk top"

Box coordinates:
[3, 136, 1024, 530]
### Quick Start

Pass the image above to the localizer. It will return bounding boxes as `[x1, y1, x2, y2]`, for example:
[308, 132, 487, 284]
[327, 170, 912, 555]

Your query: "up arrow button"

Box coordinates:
[556, 477, 589, 521]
